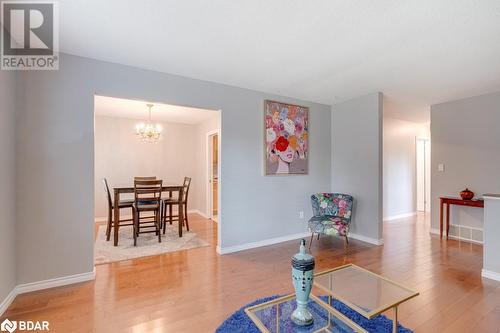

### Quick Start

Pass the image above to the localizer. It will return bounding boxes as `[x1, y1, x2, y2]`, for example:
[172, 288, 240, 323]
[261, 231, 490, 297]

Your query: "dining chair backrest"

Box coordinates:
[134, 179, 163, 207]
[102, 178, 113, 208]
[134, 176, 157, 181]
[183, 177, 192, 202]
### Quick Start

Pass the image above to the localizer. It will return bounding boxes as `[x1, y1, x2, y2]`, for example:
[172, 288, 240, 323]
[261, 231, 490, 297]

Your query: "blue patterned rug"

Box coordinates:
[216, 295, 412, 333]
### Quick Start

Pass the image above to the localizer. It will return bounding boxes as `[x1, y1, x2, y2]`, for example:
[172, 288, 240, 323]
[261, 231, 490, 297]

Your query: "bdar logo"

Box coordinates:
[0, 319, 17, 333]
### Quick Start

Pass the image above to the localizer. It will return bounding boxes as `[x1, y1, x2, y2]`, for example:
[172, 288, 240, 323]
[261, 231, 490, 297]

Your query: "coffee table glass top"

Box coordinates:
[245, 294, 367, 333]
[314, 264, 419, 318]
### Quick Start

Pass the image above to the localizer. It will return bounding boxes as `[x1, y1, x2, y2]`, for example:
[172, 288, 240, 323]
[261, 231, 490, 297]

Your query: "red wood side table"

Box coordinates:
[439, 197, 484, 239]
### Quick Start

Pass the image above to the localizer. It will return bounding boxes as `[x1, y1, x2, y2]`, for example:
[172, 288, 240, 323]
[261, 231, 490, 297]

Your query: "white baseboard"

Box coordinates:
[349, 233, 384, 246]
[482, 269, 500, 282]
[0, 287, 17, 317]
[383, 212, 417, 222]
[187, 209, 209, 219]
[216, 230, 384, 255]
[217, 231, 311, 255]
[0, 268, 96, 316]
[17, 268, 96, 294]
[429, 228, 483, 245]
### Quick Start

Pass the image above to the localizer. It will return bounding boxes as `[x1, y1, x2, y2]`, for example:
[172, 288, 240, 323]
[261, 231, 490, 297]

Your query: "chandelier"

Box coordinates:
[135, 103, 162, 143]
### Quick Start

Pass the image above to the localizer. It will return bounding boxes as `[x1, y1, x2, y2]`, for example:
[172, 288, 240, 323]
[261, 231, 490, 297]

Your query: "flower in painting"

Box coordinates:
[266, 128, 276, 143]
[275, 136, 289, 152]
[295, 122, 303, 134]
[284, 118, 295, 135]
[288, 135, 298, 150]
[265, 115, 273, 128]
[272, 111, 280, 124]
[280, 107, 289, 120]
[288, 106, 297, 120]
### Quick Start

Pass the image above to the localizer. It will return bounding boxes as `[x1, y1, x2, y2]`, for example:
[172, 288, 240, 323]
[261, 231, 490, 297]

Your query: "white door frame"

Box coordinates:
[416, 137, 431, 212]
[206, 129, 220, 220]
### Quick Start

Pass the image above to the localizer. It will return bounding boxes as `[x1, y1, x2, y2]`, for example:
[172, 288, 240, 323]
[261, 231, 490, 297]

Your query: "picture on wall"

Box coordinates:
[264, 100, 309, 175]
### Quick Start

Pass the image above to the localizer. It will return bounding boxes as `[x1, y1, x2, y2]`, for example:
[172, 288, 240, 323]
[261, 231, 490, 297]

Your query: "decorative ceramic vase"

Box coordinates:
[291, 239, 315, 326]
[460, 188, 474, 200]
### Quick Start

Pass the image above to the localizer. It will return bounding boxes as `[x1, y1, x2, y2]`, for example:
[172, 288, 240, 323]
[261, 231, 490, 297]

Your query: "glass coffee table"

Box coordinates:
[314, 264, 419, 333]
[245, 294, 367, 333]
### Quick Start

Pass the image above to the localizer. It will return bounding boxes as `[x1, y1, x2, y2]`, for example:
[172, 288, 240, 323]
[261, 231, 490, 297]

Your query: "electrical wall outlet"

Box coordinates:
[299, 211, 304, 219]
[438, 163, 445, 172]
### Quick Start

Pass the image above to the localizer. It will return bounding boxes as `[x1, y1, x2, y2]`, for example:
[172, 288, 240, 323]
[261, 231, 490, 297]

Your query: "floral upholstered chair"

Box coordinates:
[307, 193, 354, 252]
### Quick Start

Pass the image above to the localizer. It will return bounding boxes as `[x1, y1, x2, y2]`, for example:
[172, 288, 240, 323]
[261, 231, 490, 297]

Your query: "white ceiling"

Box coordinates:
[61, 1, 500, 122]
[94, 95, 218, 124]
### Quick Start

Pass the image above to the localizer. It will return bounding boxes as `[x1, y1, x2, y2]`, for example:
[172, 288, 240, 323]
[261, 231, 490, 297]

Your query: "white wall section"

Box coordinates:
[0, 70, 17, 310]
[332, 92, 383, 241]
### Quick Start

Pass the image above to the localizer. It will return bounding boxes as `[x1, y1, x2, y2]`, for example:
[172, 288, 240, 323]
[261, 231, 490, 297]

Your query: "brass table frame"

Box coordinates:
[314, 264, 419, 333]
[245, 293, 367, 333]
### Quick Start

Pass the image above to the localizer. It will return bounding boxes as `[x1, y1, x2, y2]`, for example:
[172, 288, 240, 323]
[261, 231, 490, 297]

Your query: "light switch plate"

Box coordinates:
[438, 163, 444, 172]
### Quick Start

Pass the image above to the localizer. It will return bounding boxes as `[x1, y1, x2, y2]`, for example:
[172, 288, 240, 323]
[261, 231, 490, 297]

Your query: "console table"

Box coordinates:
[440, 196, 484, 239]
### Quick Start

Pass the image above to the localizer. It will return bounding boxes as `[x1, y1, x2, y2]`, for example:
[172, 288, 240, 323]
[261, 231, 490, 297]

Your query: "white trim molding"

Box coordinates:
[17, 269, 96, 294]
[187, 209, 209, 219]
[482, 269, 500, 282]
[0, 287, 17, 317]
[217, 232, 311, 255]
[216, 231, 384, 255]
[349, 233, 384, 246]
[0, 268, 96, 316]
[383, 212, 417, 222]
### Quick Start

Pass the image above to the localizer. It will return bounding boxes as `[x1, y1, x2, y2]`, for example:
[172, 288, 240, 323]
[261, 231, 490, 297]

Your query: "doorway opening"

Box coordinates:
[92, 94, 221, 265]
[416, 138, 430, 212]
[207, 130, 219, 222]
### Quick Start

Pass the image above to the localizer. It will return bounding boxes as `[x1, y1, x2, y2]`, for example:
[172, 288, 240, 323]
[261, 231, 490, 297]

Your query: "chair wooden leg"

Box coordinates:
[105, 208, 112, 241]
[157, 210, 161, 243]
[163, 203, 169, 234]
[309, 233, 314, 250]
[343, 235, 349, 254]
[317, 233, 320, 240]
[133, 209, 137, 246]
[184, 203, 189, 231]
[169, 203, 173, 225]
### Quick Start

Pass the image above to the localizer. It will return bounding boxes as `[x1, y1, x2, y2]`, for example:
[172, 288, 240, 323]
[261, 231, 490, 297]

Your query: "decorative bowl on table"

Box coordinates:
[460, 188, 474, 200]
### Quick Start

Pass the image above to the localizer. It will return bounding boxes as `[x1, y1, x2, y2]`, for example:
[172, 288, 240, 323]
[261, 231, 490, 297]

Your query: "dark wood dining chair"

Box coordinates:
[162, 177, 191, 232]
[134, 176, 157, 181]
[102, 178, 134, 241]
[132, 179, 163, 245]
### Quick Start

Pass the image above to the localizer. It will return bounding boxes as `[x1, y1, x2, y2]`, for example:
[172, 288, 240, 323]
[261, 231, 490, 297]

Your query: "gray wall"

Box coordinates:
[0, 71, 17, 301]
[484, 197, 500, 274]
[430, 91, 500, 232]
[331, 93, 383, 242]
[16, 54, 331, 284]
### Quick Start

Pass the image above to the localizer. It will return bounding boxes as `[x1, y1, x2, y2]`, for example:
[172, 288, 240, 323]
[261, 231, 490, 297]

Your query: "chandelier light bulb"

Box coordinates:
[135, 104, 162, 143]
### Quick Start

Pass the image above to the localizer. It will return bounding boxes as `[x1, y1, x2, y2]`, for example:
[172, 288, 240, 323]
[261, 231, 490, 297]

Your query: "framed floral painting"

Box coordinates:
[264, 100, 309, 175]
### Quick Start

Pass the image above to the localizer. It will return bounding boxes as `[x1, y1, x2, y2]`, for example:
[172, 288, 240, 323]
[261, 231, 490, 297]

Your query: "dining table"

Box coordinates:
[112, 183, 185, 246]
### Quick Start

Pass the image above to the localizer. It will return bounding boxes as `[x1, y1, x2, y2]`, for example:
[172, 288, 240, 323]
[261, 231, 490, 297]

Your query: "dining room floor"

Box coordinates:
[3, 213, 500, 333]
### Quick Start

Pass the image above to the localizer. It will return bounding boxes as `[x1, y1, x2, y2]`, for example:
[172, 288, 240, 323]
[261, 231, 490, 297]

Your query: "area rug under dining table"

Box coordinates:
[94, 224, 209, 265]
[216, 295, 412, 333]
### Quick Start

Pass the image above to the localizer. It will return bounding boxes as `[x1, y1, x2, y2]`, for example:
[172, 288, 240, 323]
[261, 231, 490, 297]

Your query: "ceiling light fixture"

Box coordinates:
[135, 103, 162, 143]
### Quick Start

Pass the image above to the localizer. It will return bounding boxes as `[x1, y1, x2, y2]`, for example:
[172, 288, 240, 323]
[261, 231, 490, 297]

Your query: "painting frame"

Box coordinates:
[264, 100, 309, 176]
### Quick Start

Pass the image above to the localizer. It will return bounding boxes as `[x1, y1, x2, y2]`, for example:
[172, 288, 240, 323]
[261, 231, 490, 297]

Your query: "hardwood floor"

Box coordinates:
[3, 213, 500, 332]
